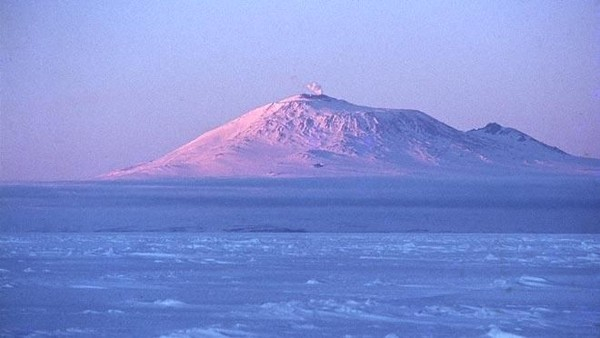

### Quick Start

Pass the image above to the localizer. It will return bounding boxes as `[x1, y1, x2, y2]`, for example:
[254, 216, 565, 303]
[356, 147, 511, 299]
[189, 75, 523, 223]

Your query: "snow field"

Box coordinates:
[1, 233, 598, 337]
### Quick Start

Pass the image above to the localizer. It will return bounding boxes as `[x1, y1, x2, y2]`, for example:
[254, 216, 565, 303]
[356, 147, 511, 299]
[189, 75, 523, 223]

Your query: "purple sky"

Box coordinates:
[1, 1, 599, 181]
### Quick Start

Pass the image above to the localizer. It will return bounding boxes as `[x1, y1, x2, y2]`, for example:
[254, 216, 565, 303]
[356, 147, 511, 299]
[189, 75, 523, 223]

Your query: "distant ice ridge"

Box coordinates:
[487, 325, 525, 338]
[104, 94, 600, 178]
[152, 299, 188, 308]
[159, 327, 254, 338]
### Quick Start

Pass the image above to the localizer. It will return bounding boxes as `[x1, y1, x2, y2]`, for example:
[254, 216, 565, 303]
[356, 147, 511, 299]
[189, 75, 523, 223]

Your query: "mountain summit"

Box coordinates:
[105, 94, 599, 178]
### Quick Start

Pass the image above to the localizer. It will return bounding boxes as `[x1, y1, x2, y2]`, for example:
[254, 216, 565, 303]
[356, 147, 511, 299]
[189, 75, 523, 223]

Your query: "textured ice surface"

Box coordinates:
[1, 233, 599, 337]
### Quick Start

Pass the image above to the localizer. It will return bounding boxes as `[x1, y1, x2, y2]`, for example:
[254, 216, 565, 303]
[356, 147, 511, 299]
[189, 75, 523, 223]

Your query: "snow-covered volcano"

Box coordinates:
[105, 94, 599, 178]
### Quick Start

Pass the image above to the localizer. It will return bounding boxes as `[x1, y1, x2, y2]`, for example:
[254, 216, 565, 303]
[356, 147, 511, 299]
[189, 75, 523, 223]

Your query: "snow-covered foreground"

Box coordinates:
[1, 233, 599, 337]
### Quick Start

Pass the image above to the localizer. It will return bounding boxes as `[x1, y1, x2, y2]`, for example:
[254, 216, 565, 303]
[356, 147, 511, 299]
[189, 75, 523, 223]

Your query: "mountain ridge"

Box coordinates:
[104, 94, 600, 179]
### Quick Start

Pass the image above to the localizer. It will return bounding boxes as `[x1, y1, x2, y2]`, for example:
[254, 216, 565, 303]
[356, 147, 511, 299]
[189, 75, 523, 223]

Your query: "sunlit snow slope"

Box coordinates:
[105, 94, 600, 178]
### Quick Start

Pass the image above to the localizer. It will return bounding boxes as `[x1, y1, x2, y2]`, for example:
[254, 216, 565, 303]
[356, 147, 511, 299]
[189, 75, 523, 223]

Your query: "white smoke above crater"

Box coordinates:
[306, 82, 323, 95]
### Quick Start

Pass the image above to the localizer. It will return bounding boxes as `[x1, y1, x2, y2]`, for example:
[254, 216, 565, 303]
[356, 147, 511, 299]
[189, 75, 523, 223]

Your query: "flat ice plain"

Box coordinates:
[2, 177, 599, 233]
[1, 177, 599, 337]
